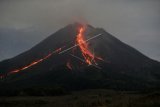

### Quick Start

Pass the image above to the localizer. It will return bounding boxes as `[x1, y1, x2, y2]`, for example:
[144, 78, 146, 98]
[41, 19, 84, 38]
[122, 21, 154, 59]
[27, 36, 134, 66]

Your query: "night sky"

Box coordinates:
[0, 0, 160, 61]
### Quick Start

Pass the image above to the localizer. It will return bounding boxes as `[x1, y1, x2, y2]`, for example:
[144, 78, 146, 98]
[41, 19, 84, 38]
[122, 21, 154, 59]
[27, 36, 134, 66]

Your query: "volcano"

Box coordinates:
[0, 23, 160, 91]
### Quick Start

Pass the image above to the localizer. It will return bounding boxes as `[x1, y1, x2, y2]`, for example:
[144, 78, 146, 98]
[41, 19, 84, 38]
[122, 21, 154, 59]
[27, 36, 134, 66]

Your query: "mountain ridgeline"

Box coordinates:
[0, 23, 160, 91]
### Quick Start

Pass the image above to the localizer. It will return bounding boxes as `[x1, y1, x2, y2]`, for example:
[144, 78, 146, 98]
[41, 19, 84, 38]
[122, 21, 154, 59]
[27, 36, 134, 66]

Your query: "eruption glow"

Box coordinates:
[76, 26, 103, 65]
[0, 47, 63, 78]
[0, 25, 104, 78]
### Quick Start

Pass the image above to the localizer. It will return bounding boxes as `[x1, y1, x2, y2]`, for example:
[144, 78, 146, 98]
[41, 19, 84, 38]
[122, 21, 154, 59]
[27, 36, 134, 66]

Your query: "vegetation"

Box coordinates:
[0, 89, 160, 107]
[0, 87, 69, 96]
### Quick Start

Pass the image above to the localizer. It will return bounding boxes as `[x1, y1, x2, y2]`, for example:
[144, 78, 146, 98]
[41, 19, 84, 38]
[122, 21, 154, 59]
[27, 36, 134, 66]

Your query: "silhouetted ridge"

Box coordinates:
[0, 23, 160, 91]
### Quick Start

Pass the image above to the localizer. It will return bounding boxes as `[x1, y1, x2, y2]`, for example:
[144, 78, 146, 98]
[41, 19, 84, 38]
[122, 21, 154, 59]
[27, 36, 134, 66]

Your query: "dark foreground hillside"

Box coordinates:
[0, 89, 160, 107]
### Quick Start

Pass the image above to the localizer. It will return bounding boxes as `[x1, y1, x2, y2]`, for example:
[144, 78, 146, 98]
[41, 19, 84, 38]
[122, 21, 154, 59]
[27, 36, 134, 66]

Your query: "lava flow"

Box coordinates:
[0, 25, 104, 78]
[76, 26, 103, 65]
[0, 47, 63, 78]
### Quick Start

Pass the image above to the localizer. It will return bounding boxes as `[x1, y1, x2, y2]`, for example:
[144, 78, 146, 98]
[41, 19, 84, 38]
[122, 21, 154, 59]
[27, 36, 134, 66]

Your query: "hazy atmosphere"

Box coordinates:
[0, 0, 160, 61]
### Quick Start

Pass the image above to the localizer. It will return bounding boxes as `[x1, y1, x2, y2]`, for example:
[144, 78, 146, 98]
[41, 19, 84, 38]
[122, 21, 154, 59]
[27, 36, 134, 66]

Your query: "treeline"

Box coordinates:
[0, 87, 70, 96]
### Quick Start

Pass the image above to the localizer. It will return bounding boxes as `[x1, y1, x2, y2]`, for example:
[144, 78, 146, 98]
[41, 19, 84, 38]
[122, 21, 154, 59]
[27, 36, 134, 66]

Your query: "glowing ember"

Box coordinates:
[66, 60, 72, 70]
[76, 26, 103, 65]
[1, 47, 63, 78]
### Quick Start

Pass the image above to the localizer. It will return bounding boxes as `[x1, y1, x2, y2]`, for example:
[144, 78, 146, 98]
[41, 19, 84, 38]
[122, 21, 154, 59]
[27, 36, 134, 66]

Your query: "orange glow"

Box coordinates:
[0, 26, 104, 79]
[66, 60, 72, 70]
[1, 47, 63, 78]
[76, 26, 103, 65]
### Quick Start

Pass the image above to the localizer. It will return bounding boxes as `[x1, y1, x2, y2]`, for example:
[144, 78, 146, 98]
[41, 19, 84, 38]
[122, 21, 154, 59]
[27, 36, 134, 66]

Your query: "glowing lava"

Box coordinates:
[76, 26, 103, 65]
[66, 60, 72, 70]
[0, 25, 104, 78]
[1, 47, 63, 78]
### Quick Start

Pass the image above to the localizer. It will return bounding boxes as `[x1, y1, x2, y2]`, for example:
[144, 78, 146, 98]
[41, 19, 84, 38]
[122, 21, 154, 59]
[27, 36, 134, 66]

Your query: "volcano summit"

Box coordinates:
[0, 23, 160, 90]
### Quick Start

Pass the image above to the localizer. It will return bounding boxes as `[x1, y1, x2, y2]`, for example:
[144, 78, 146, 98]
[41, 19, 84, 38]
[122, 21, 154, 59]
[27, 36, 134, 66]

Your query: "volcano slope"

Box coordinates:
[0, 23, 160, 91]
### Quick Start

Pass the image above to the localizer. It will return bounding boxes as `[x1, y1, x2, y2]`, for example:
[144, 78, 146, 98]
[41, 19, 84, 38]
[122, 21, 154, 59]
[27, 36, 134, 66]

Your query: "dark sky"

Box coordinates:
[0, 0, 160, 61]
